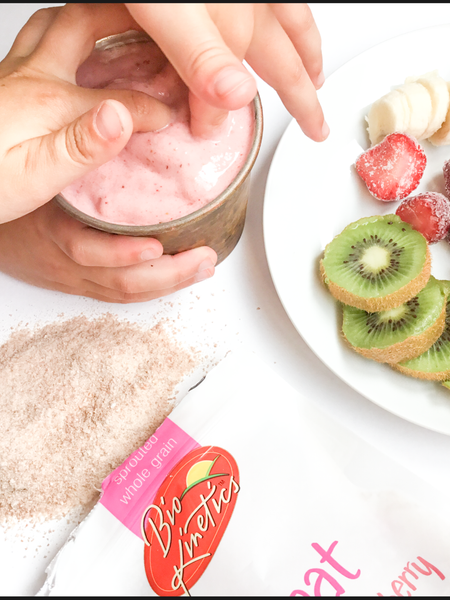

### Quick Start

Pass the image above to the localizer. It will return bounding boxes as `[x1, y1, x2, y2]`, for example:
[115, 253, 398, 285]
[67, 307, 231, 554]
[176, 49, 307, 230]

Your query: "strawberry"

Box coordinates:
[443, 159, 450, 198]
[396, 192, 450, 243]
[355, 133, 426, 201]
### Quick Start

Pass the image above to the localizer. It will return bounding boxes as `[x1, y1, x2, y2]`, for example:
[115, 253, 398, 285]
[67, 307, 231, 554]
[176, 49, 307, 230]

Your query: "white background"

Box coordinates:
[2, 2, 450, 594]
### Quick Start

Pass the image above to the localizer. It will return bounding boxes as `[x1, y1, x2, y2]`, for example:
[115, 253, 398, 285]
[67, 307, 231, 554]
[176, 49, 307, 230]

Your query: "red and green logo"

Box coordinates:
[142, 446, 240, 596]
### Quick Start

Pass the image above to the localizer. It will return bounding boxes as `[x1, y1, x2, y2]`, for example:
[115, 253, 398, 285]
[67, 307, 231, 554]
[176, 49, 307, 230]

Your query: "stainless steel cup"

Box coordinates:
[54, 32, 263, 265]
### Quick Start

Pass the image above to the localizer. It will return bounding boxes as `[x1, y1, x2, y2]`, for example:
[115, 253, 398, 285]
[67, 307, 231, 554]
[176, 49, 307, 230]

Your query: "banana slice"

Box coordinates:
[367, 89, 410, 146]
[428, 82, 450, 145]
[397, 81, 432, 140]
[405, 70, 449, 138]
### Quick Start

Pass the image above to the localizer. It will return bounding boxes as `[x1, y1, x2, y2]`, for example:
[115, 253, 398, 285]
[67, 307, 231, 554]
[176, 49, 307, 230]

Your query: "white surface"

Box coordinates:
[2, 2, 450, 595]
[264, 24, 450, 435]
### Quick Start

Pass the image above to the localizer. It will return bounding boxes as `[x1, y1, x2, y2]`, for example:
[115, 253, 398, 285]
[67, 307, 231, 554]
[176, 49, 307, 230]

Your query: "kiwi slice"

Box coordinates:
[394, 283, 450, 380]
[342, 276, 446, 363]
[320, 214, 431, 311]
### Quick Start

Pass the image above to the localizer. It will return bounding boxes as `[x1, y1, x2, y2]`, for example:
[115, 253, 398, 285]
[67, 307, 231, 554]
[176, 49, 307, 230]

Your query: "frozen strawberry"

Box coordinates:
[396, 192, 450, 243]
[355, 133, 426, 201]
[443, 159, 450, 198]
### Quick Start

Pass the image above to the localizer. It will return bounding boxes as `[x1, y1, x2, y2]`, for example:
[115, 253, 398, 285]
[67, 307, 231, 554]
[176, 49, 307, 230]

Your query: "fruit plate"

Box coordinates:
[263, 24, 450, 436]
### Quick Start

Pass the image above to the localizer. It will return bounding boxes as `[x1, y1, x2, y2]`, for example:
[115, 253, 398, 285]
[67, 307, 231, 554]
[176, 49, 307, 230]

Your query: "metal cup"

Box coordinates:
[54, 32, 263, 265]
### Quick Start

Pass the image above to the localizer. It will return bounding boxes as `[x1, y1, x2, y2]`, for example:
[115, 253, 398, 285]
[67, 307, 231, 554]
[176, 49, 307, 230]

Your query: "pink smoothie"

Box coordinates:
[61, 39, 255, 226]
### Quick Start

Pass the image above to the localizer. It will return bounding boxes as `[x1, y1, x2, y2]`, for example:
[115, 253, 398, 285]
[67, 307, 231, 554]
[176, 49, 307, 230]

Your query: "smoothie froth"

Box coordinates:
[61, 39, 255, 226]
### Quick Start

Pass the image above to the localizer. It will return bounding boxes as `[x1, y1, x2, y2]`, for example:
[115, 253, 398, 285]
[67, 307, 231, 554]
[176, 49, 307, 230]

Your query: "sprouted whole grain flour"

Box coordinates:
[0, 314, 198, 523]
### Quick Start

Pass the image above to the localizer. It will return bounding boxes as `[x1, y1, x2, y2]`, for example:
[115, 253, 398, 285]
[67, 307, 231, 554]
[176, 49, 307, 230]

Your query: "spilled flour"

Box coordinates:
[0, 314, 198, 523]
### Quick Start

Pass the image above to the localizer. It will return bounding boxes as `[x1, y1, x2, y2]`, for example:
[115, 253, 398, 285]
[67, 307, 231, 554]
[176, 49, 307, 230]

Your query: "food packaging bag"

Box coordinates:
[38, 351, 450, 596]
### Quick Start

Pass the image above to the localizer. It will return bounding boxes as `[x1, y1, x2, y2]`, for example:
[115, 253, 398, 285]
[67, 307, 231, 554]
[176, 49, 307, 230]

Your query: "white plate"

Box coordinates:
[263, 24, 450, 435]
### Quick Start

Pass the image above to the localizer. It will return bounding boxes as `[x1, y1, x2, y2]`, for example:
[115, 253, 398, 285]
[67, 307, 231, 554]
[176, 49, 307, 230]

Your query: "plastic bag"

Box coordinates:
[39, 351, 450, 596]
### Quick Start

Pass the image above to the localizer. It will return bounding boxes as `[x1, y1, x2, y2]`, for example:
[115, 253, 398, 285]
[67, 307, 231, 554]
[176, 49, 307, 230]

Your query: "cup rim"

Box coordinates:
[54, 32, 263, 236]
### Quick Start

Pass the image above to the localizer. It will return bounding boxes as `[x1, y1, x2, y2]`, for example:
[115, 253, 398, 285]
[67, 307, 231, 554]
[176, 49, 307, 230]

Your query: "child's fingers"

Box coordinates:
[77, 272, 212, 304]
[188, 92, 229, 139]
[125, 3, 257, 112]
[205, 3, 254, 60]
[84, 247, 217, 296]
[269, 3, 324, 89]
[48, 206, 164, 268]
[126, 3, 256, 138]
[0, 203, 215, 304]
[246, 5, 327, 142]
[185, 4, 254, 138]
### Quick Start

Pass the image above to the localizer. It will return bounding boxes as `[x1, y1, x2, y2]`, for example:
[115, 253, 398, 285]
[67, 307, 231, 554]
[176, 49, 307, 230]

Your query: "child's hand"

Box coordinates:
[0, 4, 171, 224]
[125, 3, 327, 140]
[0, 203, 217, 302]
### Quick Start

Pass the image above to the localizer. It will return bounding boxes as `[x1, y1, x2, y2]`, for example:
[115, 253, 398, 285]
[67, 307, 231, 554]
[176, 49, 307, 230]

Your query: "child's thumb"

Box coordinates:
[4, 100, 133, 223]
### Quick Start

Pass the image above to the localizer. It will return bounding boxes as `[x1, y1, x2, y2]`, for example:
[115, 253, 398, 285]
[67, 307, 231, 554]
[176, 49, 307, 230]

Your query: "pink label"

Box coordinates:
[100, 418, 200, 539]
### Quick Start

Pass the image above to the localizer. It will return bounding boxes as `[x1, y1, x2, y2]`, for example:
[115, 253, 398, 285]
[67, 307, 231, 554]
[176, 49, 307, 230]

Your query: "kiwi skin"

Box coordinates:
[342, 300, 446, 364]
[320, 246, 431, 312]
[394, 360, 450, 381]
[393, 288, 450, 380]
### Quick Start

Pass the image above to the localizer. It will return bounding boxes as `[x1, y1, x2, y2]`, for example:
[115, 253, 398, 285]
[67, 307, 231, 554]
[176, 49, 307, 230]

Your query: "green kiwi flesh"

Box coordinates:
[396, 282, 450, 380]
[322, 214, 428, 300]
[342, 276, 445, 354]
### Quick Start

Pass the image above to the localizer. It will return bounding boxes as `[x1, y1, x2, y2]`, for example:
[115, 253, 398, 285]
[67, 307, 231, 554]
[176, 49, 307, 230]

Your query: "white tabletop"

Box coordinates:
[2, 2, 450, 593]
